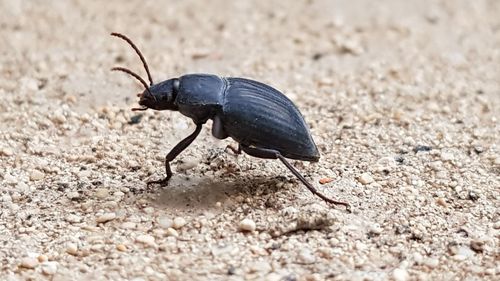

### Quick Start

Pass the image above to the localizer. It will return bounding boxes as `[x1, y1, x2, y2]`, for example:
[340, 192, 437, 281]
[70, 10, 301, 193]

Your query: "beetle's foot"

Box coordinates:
[146, 177, 170, 187]
[331, 202, 351, 213]
[323, 197, 351, 212]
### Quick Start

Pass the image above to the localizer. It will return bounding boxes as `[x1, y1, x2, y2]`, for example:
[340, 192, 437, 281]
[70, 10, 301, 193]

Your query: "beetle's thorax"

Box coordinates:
[175, 74, 226, 124]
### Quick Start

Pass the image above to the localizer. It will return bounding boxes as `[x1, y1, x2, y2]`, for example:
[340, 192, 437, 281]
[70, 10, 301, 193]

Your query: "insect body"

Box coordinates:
[111, 33, 348, 208]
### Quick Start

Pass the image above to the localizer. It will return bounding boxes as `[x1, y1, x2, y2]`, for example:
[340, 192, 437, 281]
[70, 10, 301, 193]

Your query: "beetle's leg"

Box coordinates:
[240, 145, 350, 209]
[225, 144, 242, 155]
[147, 124, 203, 186]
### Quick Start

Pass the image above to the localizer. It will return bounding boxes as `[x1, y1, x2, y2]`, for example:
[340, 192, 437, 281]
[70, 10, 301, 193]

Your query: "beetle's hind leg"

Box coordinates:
[240, 145, 350, 209]
[147, 124, 203, 187]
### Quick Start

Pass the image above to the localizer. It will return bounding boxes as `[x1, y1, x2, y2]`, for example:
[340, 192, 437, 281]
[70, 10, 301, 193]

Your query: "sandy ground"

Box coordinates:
[1, 0, 499, 280]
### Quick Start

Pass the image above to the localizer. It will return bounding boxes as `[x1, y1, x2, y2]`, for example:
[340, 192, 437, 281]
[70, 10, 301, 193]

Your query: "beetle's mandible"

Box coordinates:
[111, 32, 349, 208]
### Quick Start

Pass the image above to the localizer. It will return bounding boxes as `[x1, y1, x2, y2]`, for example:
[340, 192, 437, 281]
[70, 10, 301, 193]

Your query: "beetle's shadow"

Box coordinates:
[152, 174, 290, 211]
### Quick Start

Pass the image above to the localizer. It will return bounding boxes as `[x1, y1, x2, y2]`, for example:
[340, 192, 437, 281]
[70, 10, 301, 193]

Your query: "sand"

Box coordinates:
[0, 0, 499, 280]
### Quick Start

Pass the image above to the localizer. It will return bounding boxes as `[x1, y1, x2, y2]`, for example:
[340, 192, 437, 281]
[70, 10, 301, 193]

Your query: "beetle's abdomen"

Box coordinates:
[222, 78, 319, 161]
[176, 74, 225, 123]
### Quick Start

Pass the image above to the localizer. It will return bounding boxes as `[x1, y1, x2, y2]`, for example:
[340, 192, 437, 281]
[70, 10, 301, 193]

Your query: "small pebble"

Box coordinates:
[393, 268, 409, 281]
[173, 217, 187, 229]
[96, 212, 116, 223]
[30, 169, 45, 181]
[297, 249, 316, 264]
[440, 151, 455, 161]
[2, 194, 12, 203]
[121, 222, 137, 229]
[4, 173, 17, 184]
[166, 228, 179, 237]
[20, 257, 38, 269]
[116, 244, 127, 252]
[65, 214, 82, 223]
[319, 178, 333, 184]
[128, 114, 143, 125]
[37, 255, 48, 263]
[52, 111, 66, 124]
[176, 157, 200, 171]
[16, 182, 30, 193]
[143, 207, 155, 214]
[67, 191, 80, 200]
[94, 188, 110, 199]
[41, 262, 58, 275]
[369, 224, 383, 235]
[470, 238, 486, 252]
[358, 173, 374, 185]
[436, 197, 447, 207]
[414, 145, 432, 153]
[136, 234, 156, 247]
[157, 216, 173, 229]
[0, 147, 14, 156]
[239, 218, 256, 232]
[66, 243, 78, 255]
[423, 258, 439, 268]
[248, 261, 272, 273]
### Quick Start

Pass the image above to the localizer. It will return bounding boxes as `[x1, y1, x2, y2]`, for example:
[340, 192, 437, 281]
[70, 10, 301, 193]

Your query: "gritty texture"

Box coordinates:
[0, 0, 499, 280]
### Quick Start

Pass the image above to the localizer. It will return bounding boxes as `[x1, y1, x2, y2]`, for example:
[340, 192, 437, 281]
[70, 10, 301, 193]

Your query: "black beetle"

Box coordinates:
[111, 33, 348, 208]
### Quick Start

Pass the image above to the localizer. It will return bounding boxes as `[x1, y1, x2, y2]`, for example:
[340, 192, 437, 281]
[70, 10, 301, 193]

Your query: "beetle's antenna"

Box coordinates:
[111, 32, 154, 86]
[111, 67, 149, 90]
[111, 67, 156, 101]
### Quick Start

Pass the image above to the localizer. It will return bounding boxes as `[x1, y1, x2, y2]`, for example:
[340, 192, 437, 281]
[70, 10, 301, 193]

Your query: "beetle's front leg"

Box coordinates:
[147, 124, 203, 187]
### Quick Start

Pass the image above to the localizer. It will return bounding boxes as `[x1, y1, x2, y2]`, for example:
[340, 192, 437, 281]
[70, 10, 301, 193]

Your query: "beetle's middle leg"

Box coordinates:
[240, 145, 350, 209]
[147, 124, 203, 186]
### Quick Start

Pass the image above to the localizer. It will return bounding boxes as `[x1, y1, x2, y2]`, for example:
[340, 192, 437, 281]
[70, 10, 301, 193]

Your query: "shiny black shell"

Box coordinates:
[175, 74, 320, 162]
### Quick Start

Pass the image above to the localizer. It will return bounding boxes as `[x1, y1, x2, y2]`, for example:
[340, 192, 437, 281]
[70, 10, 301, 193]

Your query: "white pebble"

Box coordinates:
[16, 182, 30, 193]
[297, 249, 316, 264]
[369, 224, 383, 235]
[121, 222, 136, 229]
[4, 173, 17, 184]
[41, 262, 58, 275]
[176, 157, 200, 171]
[67, 191, 80, 200]
[52, 111, 67, 124]
[239, 218, 256, 232]
[157, 216, 173, 229]
[173, 217, 187, 229]
[29, 170, 45, 181]
[94, 188, 109, 199]
[96, 212, 116, 223]
[1, 194, 12, 203]
[440, 151, 455, 161]
[423, 258, 439, 268]
[393, 268, 409, 281]
[166, 227, 179, 237]
[65, 214, 82, 223]
[20, 257, 38, 269]
[0, 147, 14, 156]
[136, 235, 156, 247]
[66, 243, 78, 255]
[358, 173, 374, 185]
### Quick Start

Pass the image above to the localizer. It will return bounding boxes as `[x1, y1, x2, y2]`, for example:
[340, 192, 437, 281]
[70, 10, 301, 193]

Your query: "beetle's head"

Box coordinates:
[110, 32, 178, 112]
[136, 78, 179, 111]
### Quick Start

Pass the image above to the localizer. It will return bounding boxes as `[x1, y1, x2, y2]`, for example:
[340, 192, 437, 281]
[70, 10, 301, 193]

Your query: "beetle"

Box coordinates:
[111, 32, 349, 208]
